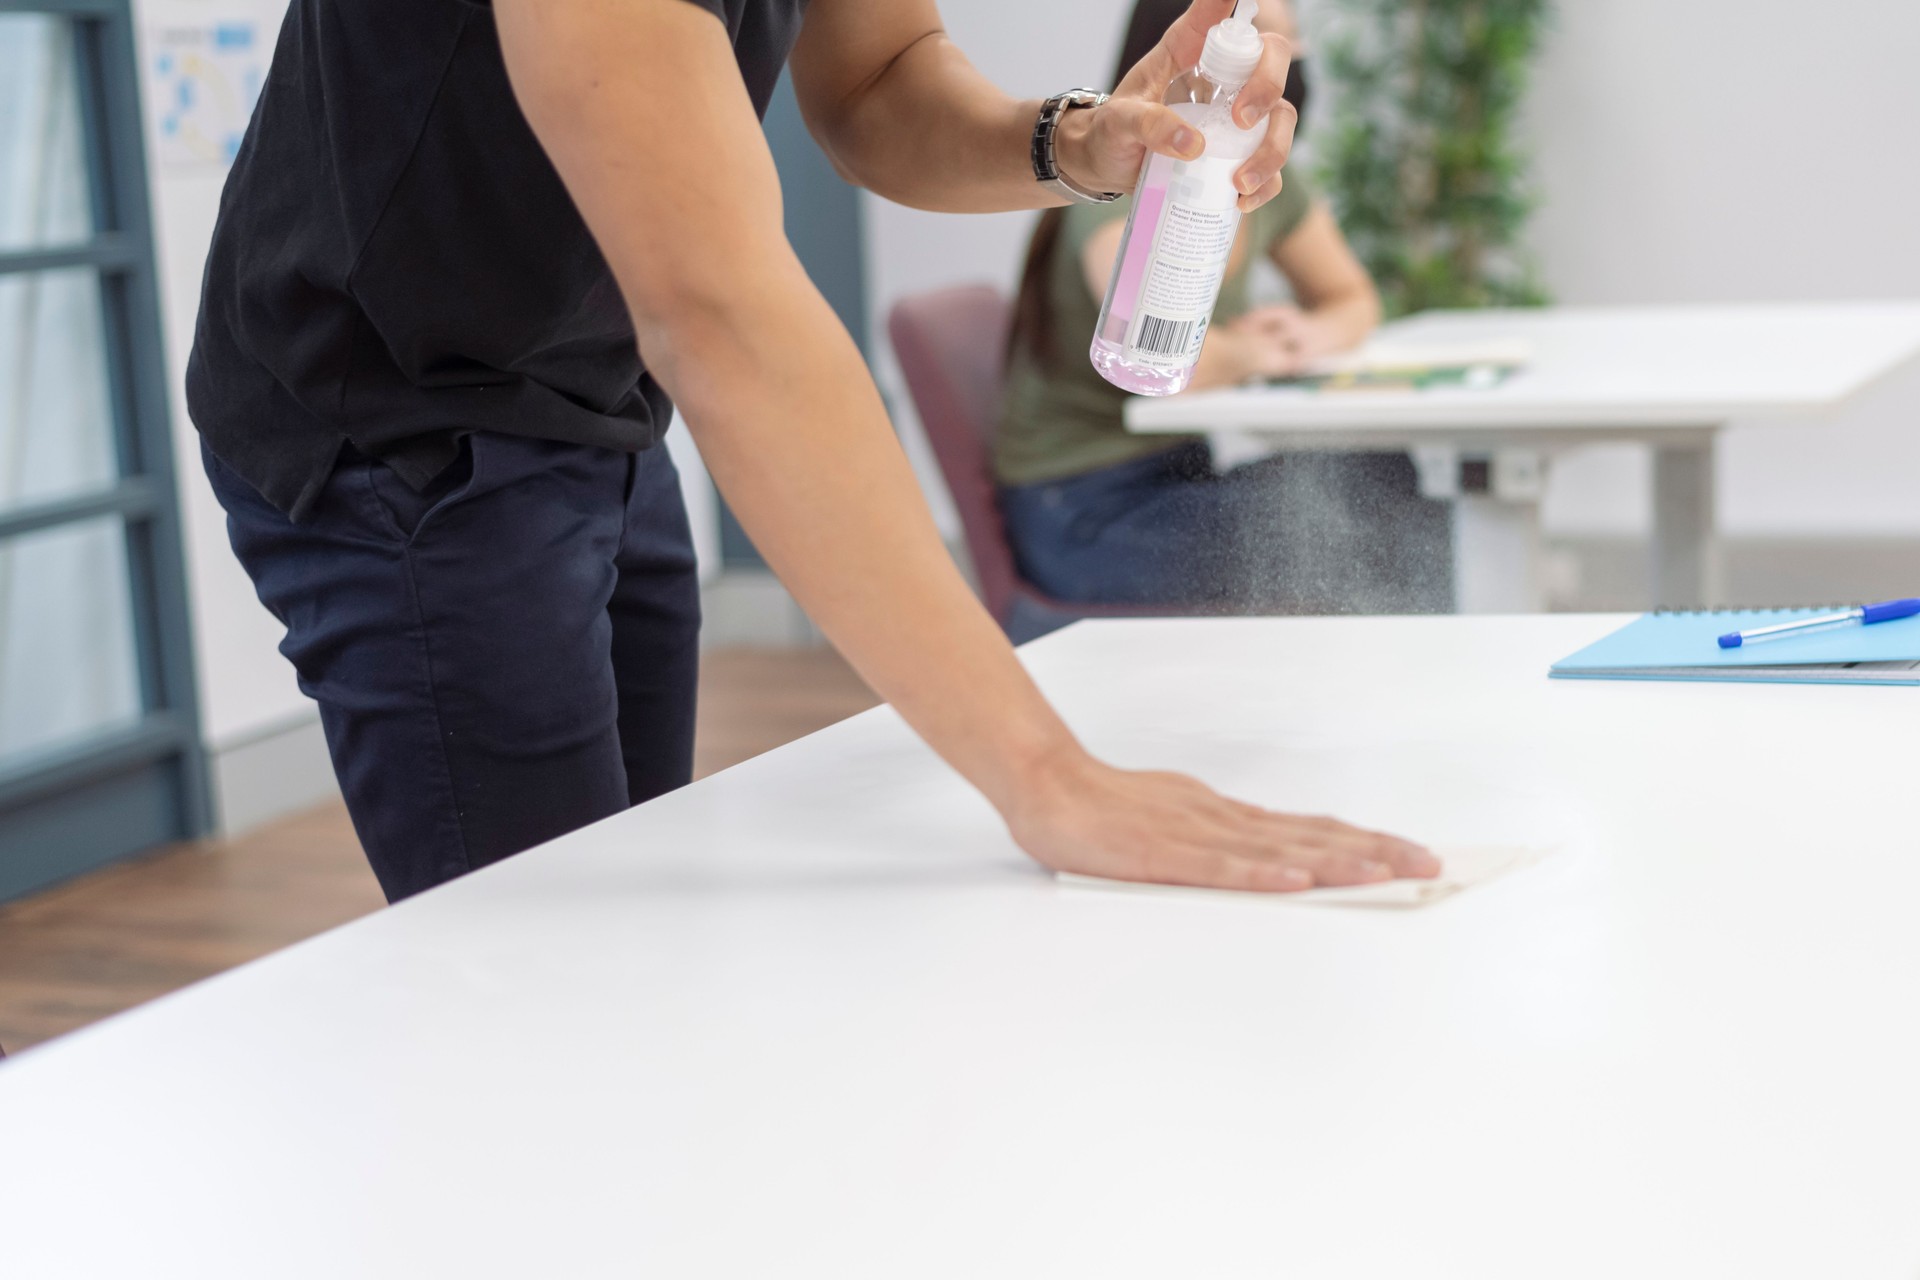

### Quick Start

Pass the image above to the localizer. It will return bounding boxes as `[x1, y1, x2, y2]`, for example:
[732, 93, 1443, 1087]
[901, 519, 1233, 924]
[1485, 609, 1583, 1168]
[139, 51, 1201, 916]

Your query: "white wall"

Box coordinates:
[864, 0, 1920, 542]
[1526, 0, 1920, 537]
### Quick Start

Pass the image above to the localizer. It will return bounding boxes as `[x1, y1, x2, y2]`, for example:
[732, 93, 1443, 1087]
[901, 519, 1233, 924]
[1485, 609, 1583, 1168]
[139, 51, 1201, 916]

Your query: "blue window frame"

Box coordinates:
[0, 0, 210, 901]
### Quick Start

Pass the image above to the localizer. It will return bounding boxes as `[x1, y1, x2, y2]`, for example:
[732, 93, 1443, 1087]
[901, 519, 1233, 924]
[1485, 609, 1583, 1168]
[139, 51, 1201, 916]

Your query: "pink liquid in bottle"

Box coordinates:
[1089, 160, 1190, 395]
[1089, 7, 1265, 396]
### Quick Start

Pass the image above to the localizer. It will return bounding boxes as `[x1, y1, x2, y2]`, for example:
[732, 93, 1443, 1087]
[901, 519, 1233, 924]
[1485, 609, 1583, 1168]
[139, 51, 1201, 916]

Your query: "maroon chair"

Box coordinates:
[888, 284, 1188, 641]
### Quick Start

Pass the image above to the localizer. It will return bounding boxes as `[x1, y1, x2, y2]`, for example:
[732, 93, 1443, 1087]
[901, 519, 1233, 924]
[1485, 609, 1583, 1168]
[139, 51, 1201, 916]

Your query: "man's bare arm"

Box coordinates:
[492, 0, 1434, 890]
[790, 0, 1302, 213]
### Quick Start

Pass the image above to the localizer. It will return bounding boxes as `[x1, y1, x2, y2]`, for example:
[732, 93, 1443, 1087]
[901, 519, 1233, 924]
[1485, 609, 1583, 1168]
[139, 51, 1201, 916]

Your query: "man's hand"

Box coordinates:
[1055, 0, 1300, 212]
[1010, 753, 1440, 890]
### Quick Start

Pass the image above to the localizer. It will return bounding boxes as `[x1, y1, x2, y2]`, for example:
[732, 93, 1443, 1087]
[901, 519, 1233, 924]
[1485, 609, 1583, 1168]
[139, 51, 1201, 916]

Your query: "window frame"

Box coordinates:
[0, 0, 211, 901]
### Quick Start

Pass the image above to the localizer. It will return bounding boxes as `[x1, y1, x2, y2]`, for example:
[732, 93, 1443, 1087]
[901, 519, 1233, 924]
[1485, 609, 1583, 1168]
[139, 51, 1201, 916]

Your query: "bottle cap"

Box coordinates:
[1198, 0, 1263, 89]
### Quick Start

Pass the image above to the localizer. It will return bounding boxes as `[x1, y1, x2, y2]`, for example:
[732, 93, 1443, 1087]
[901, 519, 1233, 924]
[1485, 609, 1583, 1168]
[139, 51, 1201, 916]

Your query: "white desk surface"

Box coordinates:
[5, 616, 1918, 1278]
[1125, 301, 1920, 443]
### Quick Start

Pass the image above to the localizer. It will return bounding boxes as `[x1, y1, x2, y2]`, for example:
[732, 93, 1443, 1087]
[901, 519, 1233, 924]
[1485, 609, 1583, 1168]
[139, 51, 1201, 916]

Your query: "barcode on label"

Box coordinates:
[1133, 313, 1197, 358]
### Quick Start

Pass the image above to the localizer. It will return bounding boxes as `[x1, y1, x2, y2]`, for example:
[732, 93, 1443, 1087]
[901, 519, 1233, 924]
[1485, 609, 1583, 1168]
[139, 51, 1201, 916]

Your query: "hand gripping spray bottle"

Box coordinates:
[1090, 0, 1267, 395]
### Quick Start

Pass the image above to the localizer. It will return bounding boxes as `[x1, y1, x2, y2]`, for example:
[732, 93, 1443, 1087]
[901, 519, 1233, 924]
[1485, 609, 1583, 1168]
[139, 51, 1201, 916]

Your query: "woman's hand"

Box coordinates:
[1005, 749, 1439, 891]
[1053, 0, 1300, 212]
[1199, 305, 1333, 383]
[1226, 304, 1340, 377]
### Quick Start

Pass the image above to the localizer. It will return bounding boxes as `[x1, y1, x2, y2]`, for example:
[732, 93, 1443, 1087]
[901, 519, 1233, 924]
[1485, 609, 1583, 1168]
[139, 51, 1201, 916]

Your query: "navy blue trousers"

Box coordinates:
[204, 432, 701, 902]
[1000, 442, 1454, 616]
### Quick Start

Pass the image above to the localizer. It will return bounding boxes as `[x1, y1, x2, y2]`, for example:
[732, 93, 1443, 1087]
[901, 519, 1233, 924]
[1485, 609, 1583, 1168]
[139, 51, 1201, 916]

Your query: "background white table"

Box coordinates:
[1126, 302, 1920, 612]
[4, 616, 1918, 1278]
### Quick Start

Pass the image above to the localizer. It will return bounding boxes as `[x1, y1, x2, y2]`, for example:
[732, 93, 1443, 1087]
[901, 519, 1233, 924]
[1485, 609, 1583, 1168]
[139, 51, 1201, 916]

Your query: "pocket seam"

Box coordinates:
[358, 459, 411, 545]
[363, 443, 477, 547]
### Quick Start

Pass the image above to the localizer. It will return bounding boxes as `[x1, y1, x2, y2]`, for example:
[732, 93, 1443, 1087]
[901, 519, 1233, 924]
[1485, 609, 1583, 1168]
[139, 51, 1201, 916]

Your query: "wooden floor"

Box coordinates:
[0, 647, 877, 1056]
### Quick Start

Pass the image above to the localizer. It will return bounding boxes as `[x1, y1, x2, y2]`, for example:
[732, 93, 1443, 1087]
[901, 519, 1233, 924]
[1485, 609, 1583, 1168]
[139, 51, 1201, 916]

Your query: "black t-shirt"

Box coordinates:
[187, 0, 805, 520]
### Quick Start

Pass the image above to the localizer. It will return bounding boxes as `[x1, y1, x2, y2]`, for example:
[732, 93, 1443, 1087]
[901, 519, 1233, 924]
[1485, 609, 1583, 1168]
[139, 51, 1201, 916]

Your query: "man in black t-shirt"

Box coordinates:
[193, 0, 1439, 901]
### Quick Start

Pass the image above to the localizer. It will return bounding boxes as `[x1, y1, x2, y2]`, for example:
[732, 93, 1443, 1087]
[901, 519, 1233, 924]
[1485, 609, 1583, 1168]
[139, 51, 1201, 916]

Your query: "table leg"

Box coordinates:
[1452, 496, 1545, 614]
[1650, 438, 1721, 608]
[1436, 449, 1549, 615]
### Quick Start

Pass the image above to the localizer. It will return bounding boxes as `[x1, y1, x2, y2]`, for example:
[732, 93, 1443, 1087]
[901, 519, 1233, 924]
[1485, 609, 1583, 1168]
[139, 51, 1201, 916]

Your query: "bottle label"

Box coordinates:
[1122, 155, 1242, 370]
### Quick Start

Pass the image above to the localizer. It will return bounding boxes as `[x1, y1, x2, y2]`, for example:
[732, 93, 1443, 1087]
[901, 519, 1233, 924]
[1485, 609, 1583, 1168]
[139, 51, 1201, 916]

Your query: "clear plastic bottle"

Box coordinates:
[1089, 4, 1267, 396]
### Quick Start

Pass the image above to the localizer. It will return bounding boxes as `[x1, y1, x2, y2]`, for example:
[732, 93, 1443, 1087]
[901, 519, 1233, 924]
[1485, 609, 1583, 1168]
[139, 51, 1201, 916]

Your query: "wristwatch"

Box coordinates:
[1032, 89, 1124, 205]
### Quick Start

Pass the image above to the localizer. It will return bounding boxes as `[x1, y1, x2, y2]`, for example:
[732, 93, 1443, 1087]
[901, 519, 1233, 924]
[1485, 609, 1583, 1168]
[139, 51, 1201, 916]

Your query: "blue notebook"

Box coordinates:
[1551, 608, 1920, 685]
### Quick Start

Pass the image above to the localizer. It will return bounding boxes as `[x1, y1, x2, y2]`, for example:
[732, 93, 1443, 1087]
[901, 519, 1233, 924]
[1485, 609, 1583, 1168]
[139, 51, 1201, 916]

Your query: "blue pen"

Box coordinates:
[1717, 597, 1920, 649]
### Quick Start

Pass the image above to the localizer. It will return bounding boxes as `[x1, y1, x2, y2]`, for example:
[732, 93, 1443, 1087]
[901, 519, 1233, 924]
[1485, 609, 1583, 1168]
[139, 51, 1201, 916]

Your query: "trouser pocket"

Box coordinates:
[362, 436, 477, 544]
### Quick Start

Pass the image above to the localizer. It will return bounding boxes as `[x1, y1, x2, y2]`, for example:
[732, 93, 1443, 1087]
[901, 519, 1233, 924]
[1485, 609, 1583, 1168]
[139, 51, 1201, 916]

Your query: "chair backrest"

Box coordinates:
[887, 285, 1023, 622]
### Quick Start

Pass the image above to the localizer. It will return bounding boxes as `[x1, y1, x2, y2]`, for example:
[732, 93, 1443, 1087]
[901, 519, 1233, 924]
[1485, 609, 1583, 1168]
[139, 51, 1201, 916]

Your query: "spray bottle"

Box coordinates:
[1089, 0, 1267, 395]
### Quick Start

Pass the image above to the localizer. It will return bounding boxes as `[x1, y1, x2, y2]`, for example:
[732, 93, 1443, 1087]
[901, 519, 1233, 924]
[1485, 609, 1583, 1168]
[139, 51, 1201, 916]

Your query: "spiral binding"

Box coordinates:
[1651, 603, 1855, 617]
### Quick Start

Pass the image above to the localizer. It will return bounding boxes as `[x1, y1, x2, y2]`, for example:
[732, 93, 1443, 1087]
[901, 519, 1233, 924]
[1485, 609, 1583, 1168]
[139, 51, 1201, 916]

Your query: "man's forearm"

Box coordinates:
[792, 0, 1298, 216]
[801, 38, 1276, 216]
[653, 257, 1082, 809]
[499, 0, 1081, 810]
[803, 32, 1083, 213]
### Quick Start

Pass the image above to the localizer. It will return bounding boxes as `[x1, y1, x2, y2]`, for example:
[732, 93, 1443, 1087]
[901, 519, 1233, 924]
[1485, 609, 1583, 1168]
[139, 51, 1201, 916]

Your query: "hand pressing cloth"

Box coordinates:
[1056, 845, 1552, 909]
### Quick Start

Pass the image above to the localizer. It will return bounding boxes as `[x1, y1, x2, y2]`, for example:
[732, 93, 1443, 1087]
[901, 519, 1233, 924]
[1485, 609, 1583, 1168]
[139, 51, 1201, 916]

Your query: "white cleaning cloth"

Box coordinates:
[1056, 844, 1552, 909]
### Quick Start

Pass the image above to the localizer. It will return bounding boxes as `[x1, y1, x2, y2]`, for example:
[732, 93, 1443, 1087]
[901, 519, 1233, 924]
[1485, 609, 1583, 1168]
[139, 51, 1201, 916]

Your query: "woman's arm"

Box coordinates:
[1243, 200, 1383, 373]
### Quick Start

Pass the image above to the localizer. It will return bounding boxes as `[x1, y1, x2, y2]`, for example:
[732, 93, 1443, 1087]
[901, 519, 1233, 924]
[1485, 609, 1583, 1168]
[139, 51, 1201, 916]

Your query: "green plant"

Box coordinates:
[1317, 0, 1552, 316]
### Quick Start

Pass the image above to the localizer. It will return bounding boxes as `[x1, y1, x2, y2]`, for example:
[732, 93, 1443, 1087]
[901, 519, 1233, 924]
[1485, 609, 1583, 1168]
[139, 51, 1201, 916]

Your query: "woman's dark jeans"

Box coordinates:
[999, 442, 1454, 616]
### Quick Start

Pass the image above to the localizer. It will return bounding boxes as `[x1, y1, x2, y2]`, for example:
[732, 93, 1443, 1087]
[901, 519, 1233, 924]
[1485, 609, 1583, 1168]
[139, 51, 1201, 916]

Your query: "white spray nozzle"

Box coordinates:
[1200, 0, 1264, 89]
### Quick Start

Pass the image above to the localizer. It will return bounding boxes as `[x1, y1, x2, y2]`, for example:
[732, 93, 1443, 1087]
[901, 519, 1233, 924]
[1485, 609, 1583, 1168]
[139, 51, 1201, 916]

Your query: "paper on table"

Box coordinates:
[1056, 844, 1552, 909]
[1307, 338, 1533, 378]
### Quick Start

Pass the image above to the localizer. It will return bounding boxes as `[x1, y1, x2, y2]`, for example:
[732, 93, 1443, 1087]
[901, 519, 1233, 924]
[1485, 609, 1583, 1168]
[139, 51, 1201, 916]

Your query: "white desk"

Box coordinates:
[5, 616, 1919, 1278]
[1126, 302, 1920, 612]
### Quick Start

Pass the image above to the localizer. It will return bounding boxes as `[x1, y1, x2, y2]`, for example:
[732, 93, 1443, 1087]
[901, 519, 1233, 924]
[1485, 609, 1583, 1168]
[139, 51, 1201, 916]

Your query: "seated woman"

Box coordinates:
[997, 0, 1452, 617]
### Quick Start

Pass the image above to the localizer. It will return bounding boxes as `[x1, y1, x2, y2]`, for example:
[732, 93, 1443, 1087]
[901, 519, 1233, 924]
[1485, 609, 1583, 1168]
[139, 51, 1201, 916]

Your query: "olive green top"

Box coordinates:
[995, 173, 1315, 487]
